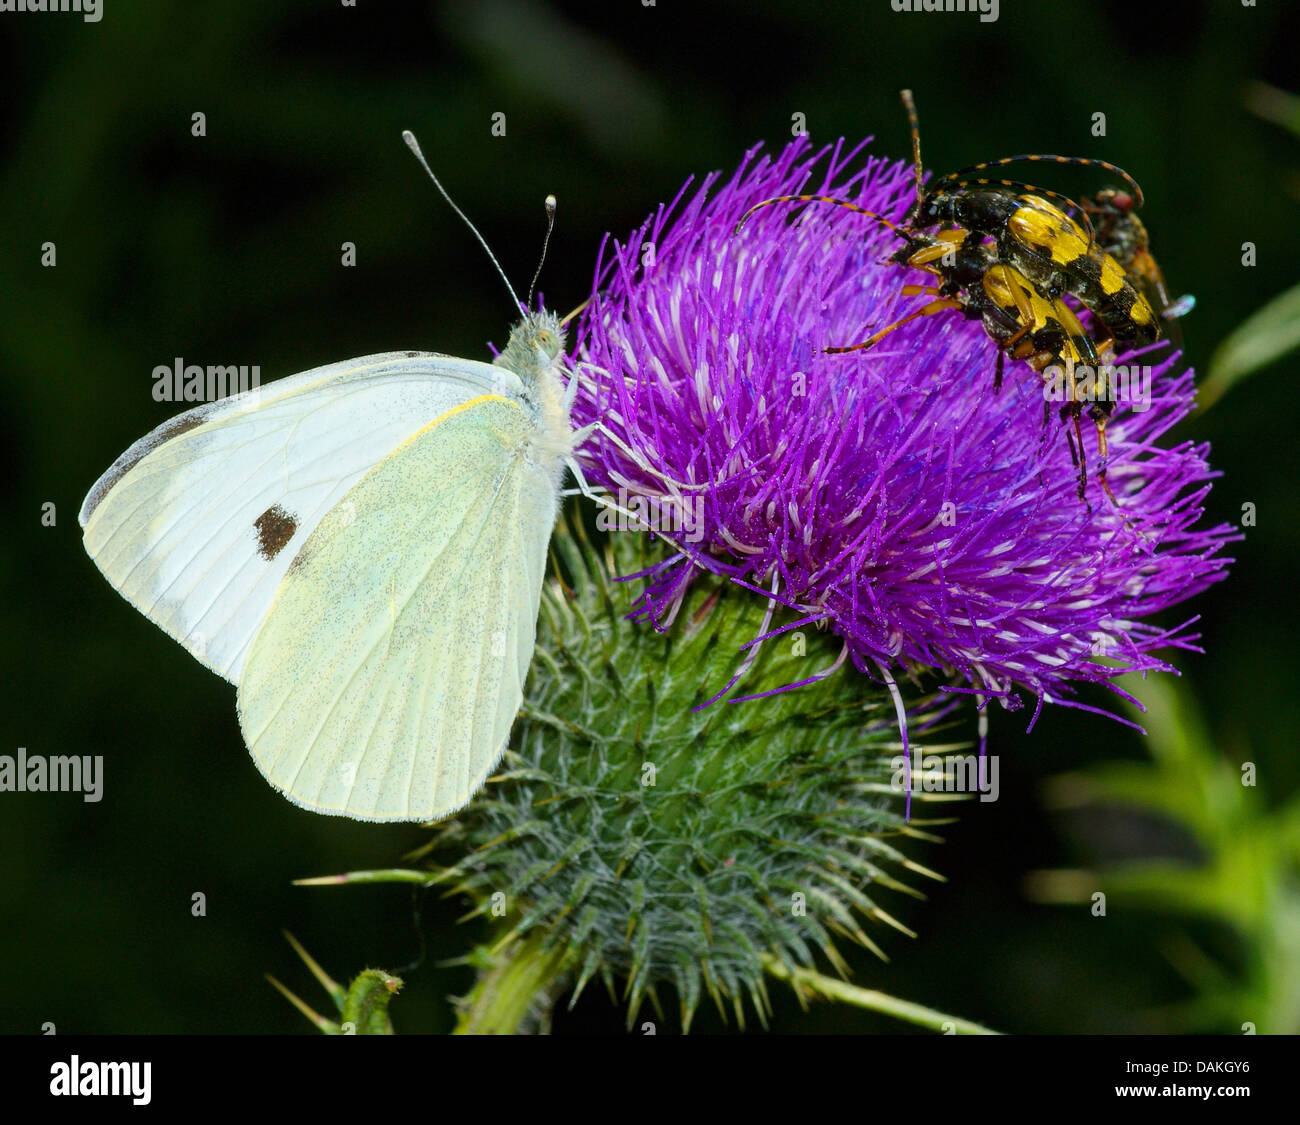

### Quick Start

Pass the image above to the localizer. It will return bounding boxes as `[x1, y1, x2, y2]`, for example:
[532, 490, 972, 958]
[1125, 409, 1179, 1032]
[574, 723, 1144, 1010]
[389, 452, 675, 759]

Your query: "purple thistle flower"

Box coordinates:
[571, 135, 1236, 739]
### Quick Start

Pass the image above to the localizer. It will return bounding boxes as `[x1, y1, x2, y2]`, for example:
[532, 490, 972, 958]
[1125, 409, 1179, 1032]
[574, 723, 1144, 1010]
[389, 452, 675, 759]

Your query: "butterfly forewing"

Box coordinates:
[79, 353, 520, 683]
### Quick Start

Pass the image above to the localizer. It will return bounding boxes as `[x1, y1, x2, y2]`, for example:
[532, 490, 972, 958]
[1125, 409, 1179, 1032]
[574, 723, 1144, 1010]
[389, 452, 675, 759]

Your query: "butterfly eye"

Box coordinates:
[535, 329, 559, 358]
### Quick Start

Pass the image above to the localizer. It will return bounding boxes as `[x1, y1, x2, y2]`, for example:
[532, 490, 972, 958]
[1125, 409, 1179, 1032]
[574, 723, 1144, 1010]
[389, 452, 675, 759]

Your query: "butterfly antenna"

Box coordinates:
[526, 195, 557, 311]
[402, 129, 523, 312]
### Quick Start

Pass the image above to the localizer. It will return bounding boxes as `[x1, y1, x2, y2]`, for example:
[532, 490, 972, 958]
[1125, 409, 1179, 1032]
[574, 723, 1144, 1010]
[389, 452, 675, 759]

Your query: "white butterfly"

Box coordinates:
[80, 134, 582, 822]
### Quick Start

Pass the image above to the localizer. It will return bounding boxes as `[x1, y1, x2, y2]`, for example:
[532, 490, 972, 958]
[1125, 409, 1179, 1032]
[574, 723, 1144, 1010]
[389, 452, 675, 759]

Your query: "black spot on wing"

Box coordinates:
[254, 504, 298, 561]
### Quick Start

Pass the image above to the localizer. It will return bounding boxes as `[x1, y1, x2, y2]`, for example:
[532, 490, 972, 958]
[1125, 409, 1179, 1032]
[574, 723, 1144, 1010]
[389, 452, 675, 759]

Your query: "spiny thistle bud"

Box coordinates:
[432, 519, 952, 1030]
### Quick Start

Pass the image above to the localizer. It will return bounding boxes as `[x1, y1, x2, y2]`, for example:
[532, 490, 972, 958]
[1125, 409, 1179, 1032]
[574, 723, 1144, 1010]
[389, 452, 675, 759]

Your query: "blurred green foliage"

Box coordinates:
[1202, 82, 1300, 407]
[1034, 674, 1300, 1034]
[1, 0, 1297, 1033]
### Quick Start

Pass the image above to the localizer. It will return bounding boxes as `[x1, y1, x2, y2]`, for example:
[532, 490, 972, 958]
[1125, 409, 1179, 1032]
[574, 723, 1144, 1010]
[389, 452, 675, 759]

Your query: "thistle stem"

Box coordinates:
[454, 934, 570, 1035]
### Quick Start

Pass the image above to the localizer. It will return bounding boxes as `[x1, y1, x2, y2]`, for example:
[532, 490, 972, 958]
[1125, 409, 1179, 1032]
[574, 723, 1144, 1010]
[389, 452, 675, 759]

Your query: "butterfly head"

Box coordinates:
[523, 309, 565, 362]
[496, 309, 567, 384]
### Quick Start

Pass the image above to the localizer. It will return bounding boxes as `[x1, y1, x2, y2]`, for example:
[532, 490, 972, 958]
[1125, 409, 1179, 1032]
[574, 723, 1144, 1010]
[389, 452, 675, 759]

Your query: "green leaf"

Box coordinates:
[761, 956, 1000, 1034]
[1245, 81, 1300, 142]
[269, 932, 402, 1034]
[1202, 281, 1300, 409]
[338, 970, 403, 1035]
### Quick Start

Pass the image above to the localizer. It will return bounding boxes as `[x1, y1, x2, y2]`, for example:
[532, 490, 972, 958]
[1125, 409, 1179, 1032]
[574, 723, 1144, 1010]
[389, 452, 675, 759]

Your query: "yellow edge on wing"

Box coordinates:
[399, 392, 521, 445]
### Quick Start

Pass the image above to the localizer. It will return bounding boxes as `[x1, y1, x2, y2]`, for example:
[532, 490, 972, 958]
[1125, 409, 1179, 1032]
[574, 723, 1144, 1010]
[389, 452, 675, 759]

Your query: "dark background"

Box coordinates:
[1, 0, 1296, 1034]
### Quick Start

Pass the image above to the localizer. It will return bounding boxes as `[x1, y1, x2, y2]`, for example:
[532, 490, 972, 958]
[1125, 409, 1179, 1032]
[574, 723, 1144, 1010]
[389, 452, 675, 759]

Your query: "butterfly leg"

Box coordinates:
[562, 368, 582, 411]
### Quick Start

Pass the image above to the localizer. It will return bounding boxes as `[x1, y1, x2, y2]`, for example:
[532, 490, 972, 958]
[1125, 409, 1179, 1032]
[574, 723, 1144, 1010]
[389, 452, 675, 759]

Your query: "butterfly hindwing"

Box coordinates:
[236, 394, 558, 821]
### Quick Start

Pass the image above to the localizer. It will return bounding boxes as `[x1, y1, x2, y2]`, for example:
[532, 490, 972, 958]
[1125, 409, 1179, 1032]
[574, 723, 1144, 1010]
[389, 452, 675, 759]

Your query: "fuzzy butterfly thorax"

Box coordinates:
[495, 309, 574, 480]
